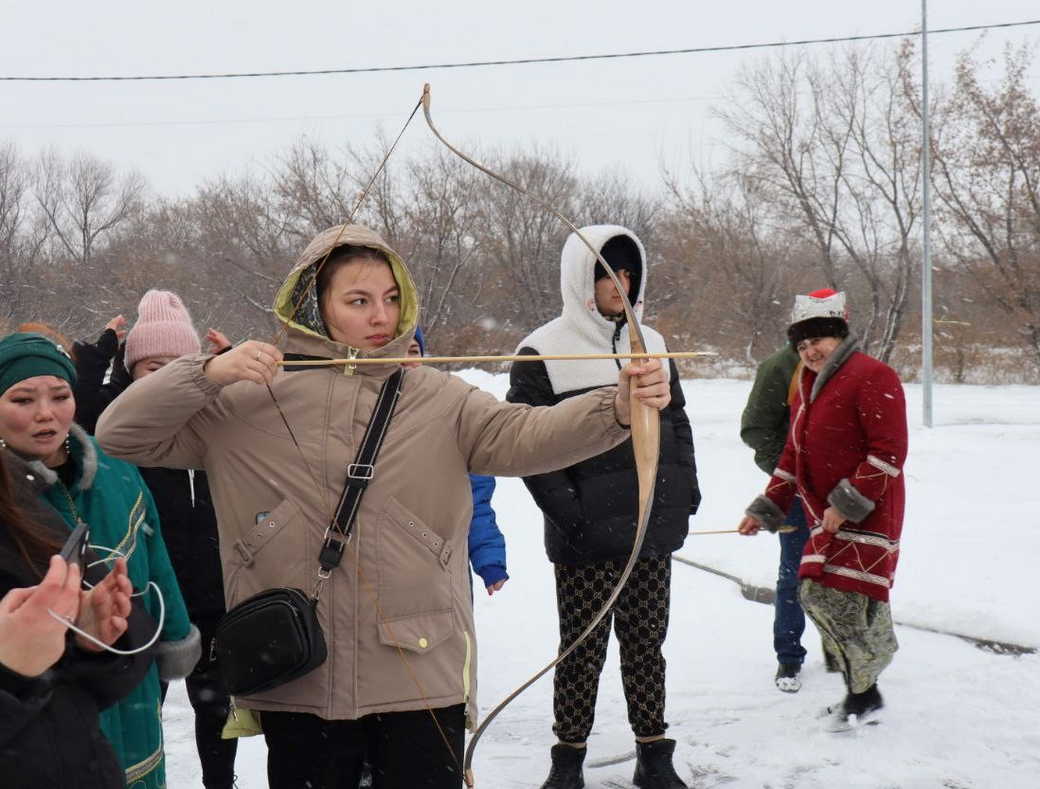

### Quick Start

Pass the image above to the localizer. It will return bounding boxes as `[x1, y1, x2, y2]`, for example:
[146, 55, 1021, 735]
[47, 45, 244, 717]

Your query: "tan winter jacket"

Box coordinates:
[96, 225, 628, 726]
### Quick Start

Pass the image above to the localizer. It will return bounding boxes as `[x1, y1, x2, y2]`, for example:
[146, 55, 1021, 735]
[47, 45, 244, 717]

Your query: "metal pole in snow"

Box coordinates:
[921, 0, 935, 427]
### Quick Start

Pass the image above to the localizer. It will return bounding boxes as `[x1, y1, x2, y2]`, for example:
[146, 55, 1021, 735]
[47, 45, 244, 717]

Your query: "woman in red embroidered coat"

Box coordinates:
[738, 290, 907, 731]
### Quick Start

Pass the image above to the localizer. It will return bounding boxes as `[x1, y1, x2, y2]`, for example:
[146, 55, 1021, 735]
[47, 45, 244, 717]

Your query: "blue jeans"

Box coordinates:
[774, 497, 809, 665]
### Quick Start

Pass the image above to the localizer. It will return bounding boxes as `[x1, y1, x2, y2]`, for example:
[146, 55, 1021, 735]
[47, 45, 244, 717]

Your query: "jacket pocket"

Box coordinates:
[375, 496, 454, 624]
[377, 609, 454, 653]
[224, 496, 305, 608]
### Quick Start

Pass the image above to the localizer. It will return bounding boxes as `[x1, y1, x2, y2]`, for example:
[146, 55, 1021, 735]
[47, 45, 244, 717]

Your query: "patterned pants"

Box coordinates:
[799, 579, 899, 693]
[552, 556, 671, 743]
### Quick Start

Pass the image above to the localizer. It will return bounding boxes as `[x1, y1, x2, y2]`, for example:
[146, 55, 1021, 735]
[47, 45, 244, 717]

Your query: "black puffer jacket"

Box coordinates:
[506, 224, 700, 565]
[137, 467, 225, 618]
[0, 452, 155, 788]
[508, 356, 699, 564]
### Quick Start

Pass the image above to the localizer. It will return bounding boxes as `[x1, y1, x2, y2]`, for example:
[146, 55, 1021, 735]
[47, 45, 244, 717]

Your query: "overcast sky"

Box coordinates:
[3, 1, 1038, 197]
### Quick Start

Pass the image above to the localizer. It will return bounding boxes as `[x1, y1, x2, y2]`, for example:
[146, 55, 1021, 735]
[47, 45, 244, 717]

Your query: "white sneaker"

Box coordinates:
[775, 663, 801, 693]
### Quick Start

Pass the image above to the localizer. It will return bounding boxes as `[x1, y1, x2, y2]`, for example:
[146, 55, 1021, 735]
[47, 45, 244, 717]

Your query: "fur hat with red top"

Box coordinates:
[787, 288, 850, 350]
[124, 290, 202, 370]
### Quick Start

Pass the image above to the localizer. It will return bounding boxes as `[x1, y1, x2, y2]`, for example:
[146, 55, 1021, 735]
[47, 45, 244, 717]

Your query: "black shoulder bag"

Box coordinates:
[215, 369, 405, 696]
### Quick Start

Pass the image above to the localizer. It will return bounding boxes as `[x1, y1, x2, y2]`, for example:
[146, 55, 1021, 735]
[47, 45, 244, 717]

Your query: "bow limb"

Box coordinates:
[421, 83, 661, 788]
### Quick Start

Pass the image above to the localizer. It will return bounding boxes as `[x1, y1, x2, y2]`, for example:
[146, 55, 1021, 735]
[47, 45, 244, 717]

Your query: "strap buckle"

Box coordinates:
[347, 463, 374, 480]
[319, 536, 345, 573]
[346, 463, 374, 490]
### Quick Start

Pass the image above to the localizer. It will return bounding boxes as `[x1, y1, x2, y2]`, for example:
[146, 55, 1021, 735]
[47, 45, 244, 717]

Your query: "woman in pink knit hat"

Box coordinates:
[74, 291, 238, 789]
[123, 290, 205, 377]
[74, 294, 229, 433]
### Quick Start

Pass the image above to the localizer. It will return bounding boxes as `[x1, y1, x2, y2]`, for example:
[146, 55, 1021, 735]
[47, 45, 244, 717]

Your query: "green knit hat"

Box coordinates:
[0, 332, 77, 396]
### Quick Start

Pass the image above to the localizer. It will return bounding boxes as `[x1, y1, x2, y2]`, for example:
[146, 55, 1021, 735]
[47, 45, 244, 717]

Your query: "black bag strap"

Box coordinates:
[316, 368, 405, 582]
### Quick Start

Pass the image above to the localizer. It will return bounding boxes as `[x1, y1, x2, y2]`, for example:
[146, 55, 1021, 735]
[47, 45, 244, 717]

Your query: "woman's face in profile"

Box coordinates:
[320, 259, 401, 351]
[0, 375, 76, 466]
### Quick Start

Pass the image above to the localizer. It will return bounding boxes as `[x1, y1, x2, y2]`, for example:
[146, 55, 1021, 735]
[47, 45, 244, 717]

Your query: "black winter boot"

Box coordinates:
[539, 744, 586, 789]
[821, 683, 884, 731]
[633, 738, 688, 788]
[844, 683, 884, 717]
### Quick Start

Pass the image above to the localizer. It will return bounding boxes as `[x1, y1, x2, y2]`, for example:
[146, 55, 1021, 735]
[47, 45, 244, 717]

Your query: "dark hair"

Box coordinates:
[787, 317, 850, 350]
[316, 245, 392, 302]
[0, 452, 64, 579]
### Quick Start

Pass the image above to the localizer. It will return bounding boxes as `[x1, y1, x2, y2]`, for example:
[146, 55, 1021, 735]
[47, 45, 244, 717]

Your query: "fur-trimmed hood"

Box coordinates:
[22, 422, 98, 492]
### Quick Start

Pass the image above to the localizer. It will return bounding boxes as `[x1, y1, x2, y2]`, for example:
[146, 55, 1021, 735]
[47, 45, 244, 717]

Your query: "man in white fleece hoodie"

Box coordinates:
[507, 225, 699, 789]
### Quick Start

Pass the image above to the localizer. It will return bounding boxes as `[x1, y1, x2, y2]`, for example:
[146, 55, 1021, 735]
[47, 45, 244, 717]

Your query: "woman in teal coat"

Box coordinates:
[0, 332, 198, 789]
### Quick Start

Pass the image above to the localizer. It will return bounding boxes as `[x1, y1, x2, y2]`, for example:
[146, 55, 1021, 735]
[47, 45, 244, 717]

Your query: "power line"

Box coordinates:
[3, 18, 1039, 83]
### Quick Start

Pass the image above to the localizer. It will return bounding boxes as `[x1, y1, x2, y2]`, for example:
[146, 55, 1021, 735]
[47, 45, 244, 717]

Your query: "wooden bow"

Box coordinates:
[420, 82, 662, 788]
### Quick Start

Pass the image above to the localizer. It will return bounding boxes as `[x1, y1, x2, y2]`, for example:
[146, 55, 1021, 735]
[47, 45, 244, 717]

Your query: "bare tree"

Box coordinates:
[928, 43, 1040, 370]
[575, 169, 660, 245]
[831, 44, 923, 359]
[661, 163, 809, 360]
[396, 150, 483, 336]
[716, 45, 922, 361]
[716, 52, 848, 288]
[470, 147, 580, 330]
[271, 139, 361, 239]
[0, 144, 49, 323]
[35, 151, 145, 266]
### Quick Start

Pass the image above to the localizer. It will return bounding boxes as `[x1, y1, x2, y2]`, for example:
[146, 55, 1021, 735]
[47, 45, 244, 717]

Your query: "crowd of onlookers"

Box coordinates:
[0, 220, 906, 789]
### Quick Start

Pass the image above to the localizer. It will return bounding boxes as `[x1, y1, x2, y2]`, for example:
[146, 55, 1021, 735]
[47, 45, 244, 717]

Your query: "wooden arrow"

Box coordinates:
[278, 351, 715, 367]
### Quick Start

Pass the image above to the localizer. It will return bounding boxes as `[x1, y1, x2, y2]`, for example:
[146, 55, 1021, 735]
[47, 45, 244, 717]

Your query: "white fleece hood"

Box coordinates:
[517, 224, 668, 394]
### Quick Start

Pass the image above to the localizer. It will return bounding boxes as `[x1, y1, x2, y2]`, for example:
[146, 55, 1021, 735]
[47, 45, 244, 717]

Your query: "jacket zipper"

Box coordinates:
[610, 322, 623, 370]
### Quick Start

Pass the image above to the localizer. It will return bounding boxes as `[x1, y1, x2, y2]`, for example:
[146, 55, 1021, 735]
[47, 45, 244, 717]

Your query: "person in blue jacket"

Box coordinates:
[406, 328, 509, 595]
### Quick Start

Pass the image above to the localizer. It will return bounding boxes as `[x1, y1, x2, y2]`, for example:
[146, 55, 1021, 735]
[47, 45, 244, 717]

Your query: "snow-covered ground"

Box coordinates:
[166, 375, 1040, 788]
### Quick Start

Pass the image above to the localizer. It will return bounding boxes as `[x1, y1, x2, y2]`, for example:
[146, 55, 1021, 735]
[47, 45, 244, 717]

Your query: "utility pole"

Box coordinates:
[921, 0, 934, 427]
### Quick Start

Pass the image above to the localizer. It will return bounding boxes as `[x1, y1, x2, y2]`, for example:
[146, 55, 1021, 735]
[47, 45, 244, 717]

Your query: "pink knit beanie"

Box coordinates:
[124, 290, 201, 369]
